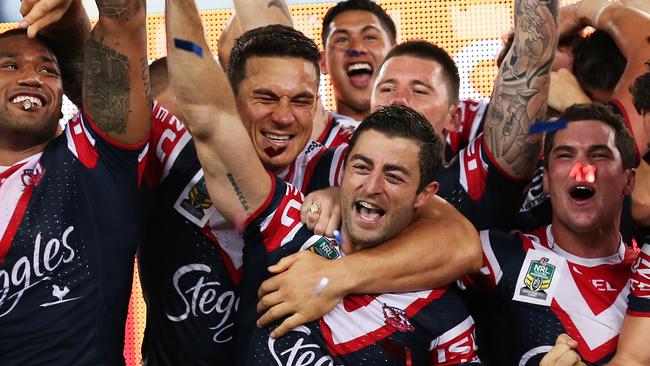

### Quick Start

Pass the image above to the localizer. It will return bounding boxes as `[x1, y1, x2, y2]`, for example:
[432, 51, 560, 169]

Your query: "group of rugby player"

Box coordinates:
[1, 0, 650, 365]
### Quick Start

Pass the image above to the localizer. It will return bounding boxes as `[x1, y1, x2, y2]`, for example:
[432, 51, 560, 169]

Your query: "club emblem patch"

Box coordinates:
[382, 304, 414, 332]
[174, 171, 217, 227]
[308, 236, 340, 260]
[521, 257, 555, 300]
[513, 249, 564, 306]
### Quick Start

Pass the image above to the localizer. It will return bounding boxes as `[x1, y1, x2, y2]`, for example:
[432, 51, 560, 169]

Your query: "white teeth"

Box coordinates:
[263, 133, 291, 141]
[347, 63, 372, 73]
[358, 201, 379, 210]
[11, 95, 42, 107]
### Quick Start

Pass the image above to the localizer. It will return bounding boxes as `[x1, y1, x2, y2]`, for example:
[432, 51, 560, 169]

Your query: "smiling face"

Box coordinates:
[0, 34, 63, 149]
[371, 55, 459, 138]
[323, 10, 394, 119]
[543, 120, 635, 234]
[235, 56, 319, 174]
[340, 129, 434, 249]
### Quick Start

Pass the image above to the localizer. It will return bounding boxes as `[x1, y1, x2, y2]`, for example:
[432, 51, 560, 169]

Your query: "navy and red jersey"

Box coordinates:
[446, 99, 488, 161]
[628, 242, 650, 316]
[238, 176, 481, 366]
[464, 225, 636, 365]
[137, 103, 347, 365]
[316, 112, 357, 148]
[138, 102, 240, 365]
[0, 111, 145, 365]
[437, 134, 528, 231]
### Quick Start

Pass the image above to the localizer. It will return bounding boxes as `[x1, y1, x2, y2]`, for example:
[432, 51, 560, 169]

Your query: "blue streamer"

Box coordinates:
[528, 117, 568, 135]
[174, 38, 203, 57]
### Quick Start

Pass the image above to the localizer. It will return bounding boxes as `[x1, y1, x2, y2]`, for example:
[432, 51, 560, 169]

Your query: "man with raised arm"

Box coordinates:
[0, 0, 150, 364]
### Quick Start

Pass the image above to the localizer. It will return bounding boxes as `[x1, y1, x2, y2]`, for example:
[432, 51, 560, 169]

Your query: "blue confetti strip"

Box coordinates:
[528, 117, 568, 135]
[174, 38, 203, 57]
[333, 229, 344, 245]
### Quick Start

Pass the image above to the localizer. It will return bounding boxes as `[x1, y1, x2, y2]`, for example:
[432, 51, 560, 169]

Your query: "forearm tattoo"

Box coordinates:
[485, 0, 558, 177]
[83, 38, 131, 134]
[96, 0, 133, 21]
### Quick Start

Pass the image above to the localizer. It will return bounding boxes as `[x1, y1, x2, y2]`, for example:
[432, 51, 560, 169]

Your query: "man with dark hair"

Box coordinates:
[166, 9, 483, 360]
[149, 57, 169, 100]
[320, 0, 396, 121]
[572, 30, 627, 103]
[464, 102, 638, 365]
[0, 0, 150, 364]
[140, 0, 481, 364]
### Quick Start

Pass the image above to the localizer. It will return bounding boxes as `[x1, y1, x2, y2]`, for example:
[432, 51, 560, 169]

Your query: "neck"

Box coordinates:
[339, 228, 361, 255]
[550, 219, 621, 259]
[0, 140, 48, 166]
[336, 99, 368, 122]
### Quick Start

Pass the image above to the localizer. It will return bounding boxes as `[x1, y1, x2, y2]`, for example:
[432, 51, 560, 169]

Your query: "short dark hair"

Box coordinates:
[228, 24, 320, 94]
[631, 64, 650, 115]
[347, 105, 443, 192]
[543, 103, 638, 170]
[149, 57, 168, 98]
[0, 28, 56, 61]
[572, 30, 626, 97]
[321, 0, 397, 47]
[382, 40, 460, 105]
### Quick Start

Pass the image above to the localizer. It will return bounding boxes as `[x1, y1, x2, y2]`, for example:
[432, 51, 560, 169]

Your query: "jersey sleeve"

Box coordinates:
[446, 98, 488, 157]
[628, 243, 650, 316]
[440, 135, 528, 230]
[305, 144, 348, 193]
[429, 315, 481, 365]
[64, 109, 147, 180]
[462, 229, 524, 290]
[142, 101, 192, 188]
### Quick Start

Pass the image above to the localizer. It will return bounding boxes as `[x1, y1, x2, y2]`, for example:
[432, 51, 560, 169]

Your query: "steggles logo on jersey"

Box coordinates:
[382, 304, 414, 332]
[268, 326, 341, 366]
[521, 257, 555, 300]
[166, 264, 238, 344]
[0, 226, 77, 317]
[520, 166, 547, 213]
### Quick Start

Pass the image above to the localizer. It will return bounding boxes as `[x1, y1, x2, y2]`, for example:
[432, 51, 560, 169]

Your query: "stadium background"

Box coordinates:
[1, 0, 578, 363]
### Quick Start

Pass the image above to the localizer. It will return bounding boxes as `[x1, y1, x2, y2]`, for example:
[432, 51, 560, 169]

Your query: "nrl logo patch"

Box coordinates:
[520, 257, 556, 300]
[382, 304, 414, 332]
[174, 171, 217, 227]
[308, 236, 340, 260]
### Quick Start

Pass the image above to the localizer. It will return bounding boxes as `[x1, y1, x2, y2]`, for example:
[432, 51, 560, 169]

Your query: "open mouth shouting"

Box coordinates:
[347, 62, 373, 88]
[568, 184, 596, 203]
[354, 200, 385, 223]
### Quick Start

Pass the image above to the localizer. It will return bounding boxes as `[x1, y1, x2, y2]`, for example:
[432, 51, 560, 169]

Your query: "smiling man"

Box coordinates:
[463, 103, 639, 365]
[320, 0, 396, 122]
[0, 0, 150, 364]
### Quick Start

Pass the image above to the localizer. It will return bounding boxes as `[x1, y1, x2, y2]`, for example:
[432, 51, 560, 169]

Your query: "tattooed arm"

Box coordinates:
[20, 0, 91, 107]
[483, 0, 559, 179]
[83, 0, 150, 144]
[165, 0, 271, 224]
[233, 0, 293, 31]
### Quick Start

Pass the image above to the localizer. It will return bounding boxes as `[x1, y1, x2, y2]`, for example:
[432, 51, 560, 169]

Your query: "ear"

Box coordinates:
[623, 168, 636, 196]
[319, 51, 328, 75]
[443, 104, 461, 133]
[542, 167, 550, 195]
[414, 181, 439, 209]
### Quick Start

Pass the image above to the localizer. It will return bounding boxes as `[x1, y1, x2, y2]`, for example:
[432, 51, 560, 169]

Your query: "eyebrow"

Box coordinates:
[330, 24, 383, 37]
[252, 88, 315, 99]
[0, 51, 19, 59]
[350, 154, 412, 176]
[553, 144, 614, 153]
[377, 78, 433, 89]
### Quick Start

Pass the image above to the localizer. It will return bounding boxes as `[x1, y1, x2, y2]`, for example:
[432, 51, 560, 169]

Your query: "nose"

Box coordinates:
[271, 98, 296, 127]
[345, 36, 367, 56]
[388, 89, 411, 108]
[362, 170, 384, 196]
[17, 65, 43, 88]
